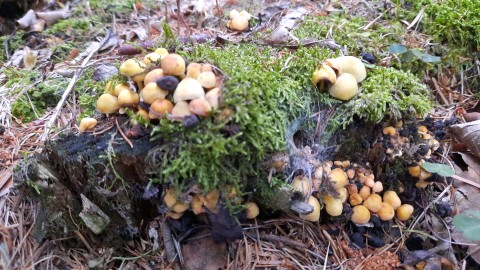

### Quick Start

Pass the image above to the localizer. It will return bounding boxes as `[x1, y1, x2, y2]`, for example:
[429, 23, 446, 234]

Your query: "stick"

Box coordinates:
[40, 31, 112, 141]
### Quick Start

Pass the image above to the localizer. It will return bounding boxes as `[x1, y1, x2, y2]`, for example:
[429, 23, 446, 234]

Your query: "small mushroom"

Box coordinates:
[164, 187, 177, 208]
[171, 200, 190, 214]
[189, 98, 212, 117]
[323, 58, 342, 76]
[383, 191, 401, 209]
[349, 193, 363, 206]
[372, 181, 383, 193]
[396, 204, 414, 221]
[351, 205, 371, 225]
[144, 68, 164, 85]
[312, 64, 336, 90]
[140, 82, 168, 104]
[328, 168, 348, 189]
[192, 194, 205, 215]
[204, 189, 220, 213]
[118, 89, 140, 108]
[363, 194, 382, 213]
[201, 63, 213, 72]
[228, 16, 249, 31]
[335, 56, 367, 82]
[79, 117, 97, 133]
[205, 87, 221, 109]
[338, 187, 348, 203]
[173, 78, 205, 103]
[383, 126, 396, 136]
[244, 202, 260, 219]
[186, 63, 202, 79]
[239, 10, 252, 20]
[171, 101, 192, 118]
[229, 9, 240, 19]
[156, 76, 179, 92]
[378, 202, 395, 221]
[359, 186, 371, 201]
[323, 194, 343, 217]
[299, 196, 321, 222]
[166, 211, 184, 219]
[143, 52, 162, 66]
[161, 53, 186, 76]
[328, 73, 359, 101]
[149, 99, 173, 119]
[197, 71, 217, 89]
[119, 59, 147, 89]
[136, 108, 150, 120]
[292, 176, 312, 197]
[155, 48, 169, 57]
[96, 93, 120, 114]
[113, 83, 130, 96]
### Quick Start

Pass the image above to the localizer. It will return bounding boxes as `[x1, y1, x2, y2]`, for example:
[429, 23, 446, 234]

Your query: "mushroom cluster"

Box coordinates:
[292, 160, 414, 224]
[380, 124, 443, 188]
[94, 48, 222, 124]
[312, 56, 367, 101]
[227, 9, 251, 32]
[163, 186, 260, 220]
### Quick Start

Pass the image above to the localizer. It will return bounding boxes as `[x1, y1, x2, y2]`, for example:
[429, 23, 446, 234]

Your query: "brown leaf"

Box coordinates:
[23, 47, 37, 70]
[464, 112, 480, 122]
[181, 230, 228, 270]
[449, 120, 480, 158]
[0, 168, 13, 197]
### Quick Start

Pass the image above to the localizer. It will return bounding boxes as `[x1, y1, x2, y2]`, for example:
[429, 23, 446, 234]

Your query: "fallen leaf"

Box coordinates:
[449, 120, 480, 158]
[23, 47, 38, 70]
[0, 168, 13, 197]
[182, 230, 228, 270]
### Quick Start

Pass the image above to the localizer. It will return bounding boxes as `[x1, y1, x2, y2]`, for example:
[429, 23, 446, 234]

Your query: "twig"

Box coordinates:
[160, 222, 178, 267]
[115, 119, 133, 148]
[432, 77, 450, 105]
[407, 6, 426, 30]
[40, 30, 113, 141]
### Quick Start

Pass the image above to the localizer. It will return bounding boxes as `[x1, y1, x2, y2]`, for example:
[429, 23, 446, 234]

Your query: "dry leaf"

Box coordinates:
[23, 47, 38, 70]
[181, 230, 228, 270]
[450, 120, 480, 158]
[0, 168, 13, 197]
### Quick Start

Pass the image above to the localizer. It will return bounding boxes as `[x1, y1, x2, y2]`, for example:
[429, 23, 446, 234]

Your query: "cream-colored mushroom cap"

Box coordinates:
[244, 202, 260, 219]
[119, 59, 146, 77]
[96, 93, 119, 114]
[117, 89, 139, 107]
[144, 68, 164, 85]
[143, 52, 162, 66]
[140, 82, 168, 104]
[229, 16, 249, 31]
[329, 73, 359, 101]
[197, 71, 217, 89]
[161, 53, 186, 76]
[300, 196, 321, 222]
[205, 87, 221, 109]
[171, 101, 192, 117]
[173, 78, 205, 103]
[79, 117, 97, 133]
[335, 56, 367, 82]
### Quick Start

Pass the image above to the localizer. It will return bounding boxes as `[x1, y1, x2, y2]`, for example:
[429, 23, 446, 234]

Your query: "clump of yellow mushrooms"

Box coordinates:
[312, 56, 367, 101]
[227, 9, 252, 32]
[292, 160, 414, 224]
[79, 48, 222, 132]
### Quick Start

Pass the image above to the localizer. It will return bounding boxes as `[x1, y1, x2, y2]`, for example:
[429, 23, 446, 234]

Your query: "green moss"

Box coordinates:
[0, 33, 23, 62]
[45, 18, 92, 36]
[294, 14, 404, 56]
[332, 66, 432, 128]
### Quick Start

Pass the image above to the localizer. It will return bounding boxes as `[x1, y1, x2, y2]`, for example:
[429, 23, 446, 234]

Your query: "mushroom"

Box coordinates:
[204, 189, 220, 213]
[156, 76, 179, 92]
[161, 53, 186, 76]
[144, 68, 164, 85]
[173, 78, 205, 103]
[229, 9, 240, 19]
[383, 191, 401, 209]
[378, 202, 395, 221]
[186, 63, 202, 79]
[363, 194, 382, 213]
[383, 126, 396, 136]
[140, 82, 168, 104]
[244, 202, 260, 219]
[118, 89, 140, 108]
[351, 205, 371, 225]
[171, 200, 190, 214]
[328, 73, 359, 101]
[239, 10, 252, 20]
[205, 87, 221, 109]
[201, 63, 213, 72]
[143, 52, 162, 66]
[166, 211, 184, 219]
[192, 194, 205, 215]
[292, 176, 312, 197]
[136, 108, 150, 120]
[96, 93, 120, 114]
[312, 64, 336, 90]
[155, 48, 169, 58]
[189, 98, 212, 117]
[323, 58, 342, 76]
[372, 181, 383, 193]
[358, 186, 371, 200]
[171, 101, 192, 118]
[119, 59, 147, 89]
[408, 165, 421, 177]
[328, 168, 348, 189]
[149, 99, 173, 119]
[323, 194, 343, 217]
[396, 204, 414, 221]
[335, 56, 367, 82]
[113, 83, 130, 96]
[79, 117, 97, 133]
[337, 187, 348, 203]
[349, 193, 363, 206]
[228, 16, 249, 31]
[299, 196, 321, 222]
[164, 187, 177, 209]
[197, 71, 217, 89]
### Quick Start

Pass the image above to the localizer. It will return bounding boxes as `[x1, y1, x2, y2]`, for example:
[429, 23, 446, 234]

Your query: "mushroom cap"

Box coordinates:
[244, 202, 260, 219]
[239, 10, 252, 20]
[299, 196, 321, 222]
[192, 194, 205, 215]
[229, 16, 249, 31]
[229, 9, 240, 19]
[323, 195, 343, 217]
[378, 202, 395, 221]
[201, 63, 213, 72]
[96, 93, 120, 114]
[383, 191, 401, 209]
[117, 89, 140, 107]
[328, 168, 348, 189]
[335, 56, 367, 82]
[155, 48, 169, 57]
[204, 190, 220, 213]
[119, 58, 146, 77]
[351, 205, 371, 225]
[323, 58, 342, 76]
[197, 71, 217, 89]
[173, 78, 205, 103]
[171, 101, 192, 117]
[363, 194, 382, 213]
[189, 98, 212, 117]
[113, 83, 130, 96]
[396, 204, 414, 221]
[161, 53, 186, 76]
[328, 73, 359, 101]
[149, 99, 173, 119]
[292, 176, 312, 197]
[349, 193, 363, 206]
[205, 87, 221, 109]
[79, 117, 97, 133]
[143, 52, 162, 66]
[186, 63, 202, 79]
[140, 82, 168, 104]
[144, 68, 164, 85]
[312, 64, 336, 89]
